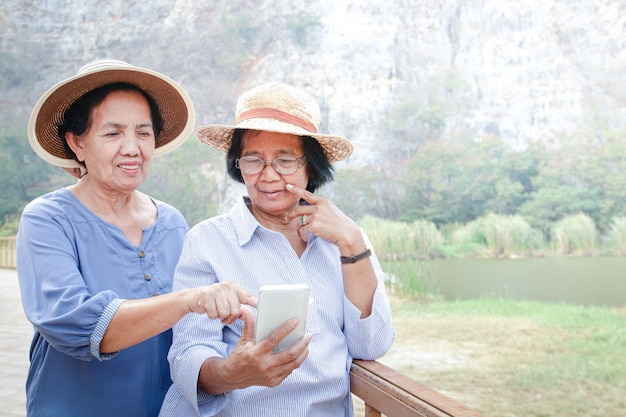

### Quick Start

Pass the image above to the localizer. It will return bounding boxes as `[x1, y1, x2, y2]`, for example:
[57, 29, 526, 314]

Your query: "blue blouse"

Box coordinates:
[16, 188, 188, 417]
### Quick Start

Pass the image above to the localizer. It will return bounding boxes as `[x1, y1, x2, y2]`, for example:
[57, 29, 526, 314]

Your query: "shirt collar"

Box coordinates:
[230, 196, 258, 247]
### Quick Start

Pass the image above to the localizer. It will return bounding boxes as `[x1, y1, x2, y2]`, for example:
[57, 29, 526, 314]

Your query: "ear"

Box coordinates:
[65, 132, 85, 162]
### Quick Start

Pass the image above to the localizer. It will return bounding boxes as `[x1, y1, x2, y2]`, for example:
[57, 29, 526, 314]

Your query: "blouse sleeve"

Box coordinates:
[17, 198, 122, 361]
[167, 226, 231, 416]
[342, 231, 396, 360]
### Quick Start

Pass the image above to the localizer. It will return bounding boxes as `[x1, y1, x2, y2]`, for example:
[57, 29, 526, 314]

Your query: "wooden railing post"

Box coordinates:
[364, 404, 382, 417]
[0, 237, 17, 269]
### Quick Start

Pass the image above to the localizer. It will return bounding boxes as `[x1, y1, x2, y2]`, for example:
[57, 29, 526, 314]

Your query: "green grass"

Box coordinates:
[360, 215, 445, 260]
[552, 213, 597, 256]
[386, 296, 626, 417]
[451, 213, 544, 258]
[604, 216, 626, 255]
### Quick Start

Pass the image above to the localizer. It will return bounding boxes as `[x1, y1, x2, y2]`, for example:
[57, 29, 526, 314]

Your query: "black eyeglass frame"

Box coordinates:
[235, 155, 307, 175]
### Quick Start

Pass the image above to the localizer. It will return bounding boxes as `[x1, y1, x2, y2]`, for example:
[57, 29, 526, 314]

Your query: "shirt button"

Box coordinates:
[138, 250, 146, 258]
[144, 273, 152, 281]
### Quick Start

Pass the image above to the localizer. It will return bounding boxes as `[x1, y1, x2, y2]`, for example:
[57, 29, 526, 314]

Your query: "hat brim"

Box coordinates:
[28, 63, 195, 169]
[196, 118, 353, 163]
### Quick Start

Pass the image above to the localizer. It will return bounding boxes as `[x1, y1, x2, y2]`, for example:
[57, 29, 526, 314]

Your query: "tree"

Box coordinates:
[515, 135, 604, 235]
[379, 71, 469, 165]
[140, 137, 224, 227]
[400, 134, 550, 227]
[517, 186, 600, 236]
[483, 142, 544, 215]
[0, 128, 68, 235]
[286, 11, 321, 47]
[575, 131, 626, 232]
[322, 166, 403, 221]
[402, 136, 506, 225]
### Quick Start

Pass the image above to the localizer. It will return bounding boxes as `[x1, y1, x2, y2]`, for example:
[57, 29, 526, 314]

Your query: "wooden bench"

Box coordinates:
[350, 360, 486, 417]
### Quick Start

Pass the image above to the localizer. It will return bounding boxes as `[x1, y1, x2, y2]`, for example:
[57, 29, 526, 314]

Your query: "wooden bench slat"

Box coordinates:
[350, 360, 486, 417]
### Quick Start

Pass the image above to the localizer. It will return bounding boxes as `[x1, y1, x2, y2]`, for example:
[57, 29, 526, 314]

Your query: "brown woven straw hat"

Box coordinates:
[196, 82, 353, 162]
[28, 59, 196, 169]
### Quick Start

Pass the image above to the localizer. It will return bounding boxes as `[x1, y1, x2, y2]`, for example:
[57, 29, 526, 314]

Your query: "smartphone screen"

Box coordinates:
[255, 284, 310, 353]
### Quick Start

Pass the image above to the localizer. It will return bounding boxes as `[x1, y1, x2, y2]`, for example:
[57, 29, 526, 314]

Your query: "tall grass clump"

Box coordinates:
[603, 216, 626, 255]
[449, 213, 543, 258]
[380, 259, 437, 300]
[359, 215, 444, 260]
[552, 213, 597, 255]
[408, 219, 444, 259]
[447, 222, 485, 257]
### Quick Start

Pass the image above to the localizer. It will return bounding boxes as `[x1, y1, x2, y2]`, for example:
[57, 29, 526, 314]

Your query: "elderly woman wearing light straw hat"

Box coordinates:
[17, 60, 256, 417]
[159, 82, 395, 417]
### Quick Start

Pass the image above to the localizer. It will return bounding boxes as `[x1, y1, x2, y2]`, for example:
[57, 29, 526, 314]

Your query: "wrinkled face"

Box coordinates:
[240, 130, 309, 218]
[66, 90, 156, 194]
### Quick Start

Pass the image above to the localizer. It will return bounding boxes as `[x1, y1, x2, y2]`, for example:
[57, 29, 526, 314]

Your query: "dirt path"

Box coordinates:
[0, 269, 31, 417]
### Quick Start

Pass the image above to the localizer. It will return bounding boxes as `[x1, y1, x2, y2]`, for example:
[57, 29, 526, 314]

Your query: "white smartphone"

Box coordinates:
[255, 284, 310, 353]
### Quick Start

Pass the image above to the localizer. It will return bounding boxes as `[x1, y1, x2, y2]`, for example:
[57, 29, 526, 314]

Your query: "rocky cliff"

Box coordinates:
[2, 0, 624, 166]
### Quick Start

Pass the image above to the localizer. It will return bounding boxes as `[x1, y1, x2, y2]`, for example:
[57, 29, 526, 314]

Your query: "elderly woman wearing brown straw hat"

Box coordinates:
[17, 60, 256, 417]
[159, 82, 395, 417]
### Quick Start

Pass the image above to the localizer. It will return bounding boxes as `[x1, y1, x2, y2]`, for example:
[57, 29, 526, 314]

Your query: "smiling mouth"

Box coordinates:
[262, 189, 284, 197]
[119, 164, 140, 170]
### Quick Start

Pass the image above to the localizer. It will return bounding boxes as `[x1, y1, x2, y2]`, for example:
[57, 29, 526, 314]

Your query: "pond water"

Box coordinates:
[423, 257, 626, 307]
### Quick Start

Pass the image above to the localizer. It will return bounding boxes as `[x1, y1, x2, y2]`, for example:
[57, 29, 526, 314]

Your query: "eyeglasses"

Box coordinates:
[235, 155, 306, 175]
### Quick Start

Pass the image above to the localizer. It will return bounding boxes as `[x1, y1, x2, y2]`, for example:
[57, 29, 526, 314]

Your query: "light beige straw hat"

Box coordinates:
[28, 59, 196, 170]
[196, 82, 353, 162]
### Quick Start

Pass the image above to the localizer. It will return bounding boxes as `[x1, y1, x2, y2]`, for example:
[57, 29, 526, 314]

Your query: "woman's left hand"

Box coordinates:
[285, 184, 376, 318]
[285, 184, 364, 253]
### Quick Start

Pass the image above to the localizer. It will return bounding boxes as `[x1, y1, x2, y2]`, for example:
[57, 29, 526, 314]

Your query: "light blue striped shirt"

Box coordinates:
[159, 197, 395, 417]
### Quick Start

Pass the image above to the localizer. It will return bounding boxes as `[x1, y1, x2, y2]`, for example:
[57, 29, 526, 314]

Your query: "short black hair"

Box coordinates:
[226, 129, 334, 192]
[58, 82, 163, 164]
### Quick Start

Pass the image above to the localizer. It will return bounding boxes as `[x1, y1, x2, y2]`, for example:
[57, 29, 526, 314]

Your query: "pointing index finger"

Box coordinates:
[286, 184, 318, 204]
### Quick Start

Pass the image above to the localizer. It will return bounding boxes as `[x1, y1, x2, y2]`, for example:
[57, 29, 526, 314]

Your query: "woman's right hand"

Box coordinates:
[186, 282, 258, 324]
[198, 309, 311, 394]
